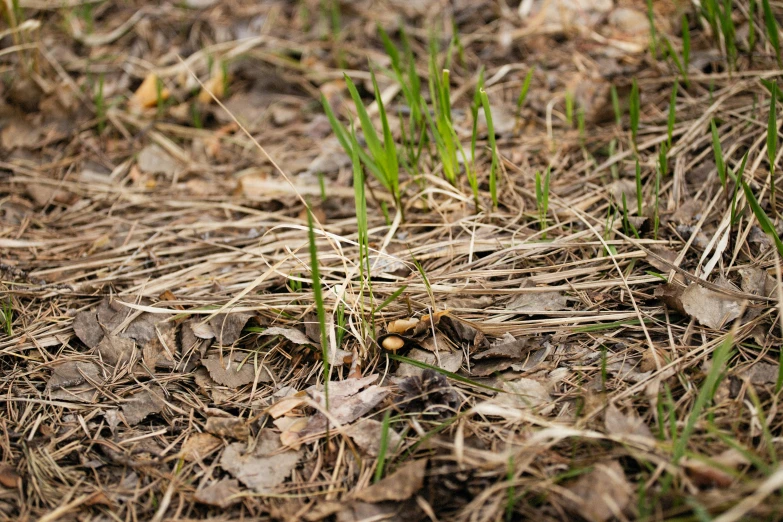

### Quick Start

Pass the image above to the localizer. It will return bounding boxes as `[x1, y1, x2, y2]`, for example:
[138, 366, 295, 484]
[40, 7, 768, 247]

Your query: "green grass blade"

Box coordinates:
[374, 285, 407, 313]
[630, 79, 640, 147]
[672, 335, 734, 462]
[345, 74, 390, 189]
[515, 67, 535, 121]
[762, 0, 782, 66]
[742, 180, 783, 256]
[711, 119, 726, 189]
[370, 68, 400, 203]
[307, 208, 329, 409]
[667, 81, 678, 148]
[768, 80, 778, 208]
[388, 353, 503, 393]
[374, 409, 391, 482]
[480, 88, 499, 208]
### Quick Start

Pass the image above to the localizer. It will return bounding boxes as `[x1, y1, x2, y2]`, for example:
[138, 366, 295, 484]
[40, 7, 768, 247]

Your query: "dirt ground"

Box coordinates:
[2, 0, 783, 520]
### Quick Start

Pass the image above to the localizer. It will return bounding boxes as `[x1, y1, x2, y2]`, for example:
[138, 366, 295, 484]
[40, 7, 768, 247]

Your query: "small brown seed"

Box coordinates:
[381, 335, 405, 352]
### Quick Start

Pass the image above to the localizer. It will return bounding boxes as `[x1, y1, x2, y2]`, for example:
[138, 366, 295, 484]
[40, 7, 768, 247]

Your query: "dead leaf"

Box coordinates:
[300, 385, 389, 438]
[96, 334, 136, 367]
[395, 348, 462, 378]
[683, 449, 748, 488]
[202, 353, 272, 388]
[345, 419, 402, 457]
[739, 267, 776, 298]
[488, 378, 553, 416]
[681, 283, 742, 329]
[47, 361, 103, 402]
[193, 478, 241, 508]
[474, 336, 533, 360]
[742, 362, 779, 385]
[72, 310, 104, 349]
[397, 370, 459, 418]
[136, 144, 179, 177]
[261, 326, 313, 345]
[355, 459, 427, 503]
[604, 403, 653, 440]
[0, 465, 20, 488]
[206, 416, 250, 440]
[438, 314, 488, 351]
[563, 461, 633, 522]
[647, 246, 679, 273]
[121, 390, 165, 425]
[209, 312, 255, 345]
[219, 432, 301, 493]
[130, 73, 169, 110]
[181, 433, 222, 462]
[654, 283, 686, 314]
[508, 283, 568, 314]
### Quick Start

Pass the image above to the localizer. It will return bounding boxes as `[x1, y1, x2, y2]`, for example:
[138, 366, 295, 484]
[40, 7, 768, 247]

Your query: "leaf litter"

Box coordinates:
[3, 0, 783, 520]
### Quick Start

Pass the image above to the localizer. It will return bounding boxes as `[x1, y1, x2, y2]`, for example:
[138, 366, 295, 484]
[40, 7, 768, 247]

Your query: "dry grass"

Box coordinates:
[2, 0, 783, 520]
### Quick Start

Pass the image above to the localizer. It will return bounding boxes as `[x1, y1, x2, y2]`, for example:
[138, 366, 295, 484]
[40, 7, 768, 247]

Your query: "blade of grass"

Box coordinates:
[307, 209, 329, 409]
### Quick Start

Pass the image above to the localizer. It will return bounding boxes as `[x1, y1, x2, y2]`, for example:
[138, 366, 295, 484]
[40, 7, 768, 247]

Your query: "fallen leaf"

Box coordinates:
[96, 334, 136, 367]
[647, 246, 679, 273]
[474, 336, 533, 360]
[742, 362, 780, 385]
[209, 312, 255, 345]
[121, 390, 165, 425]
[654, 283, 686, 314]
[683, 449, 748, 488]
[299, 385, 389, 438]
[219, 432, 302, 493]
[202, 353, 273, 388]
[489, 378, 553, 416]
[193, 478, 241, 508]
[563, 461, 633, 522]
[681, 283, 742, 329]
[47, 361, 104, 402]
[206, 416, 250, 440]
[355, 459, 427, 502]
[396, 348, 462, 378]
[508, 283, 568, 314]
[136, 144, 179, 177]
[345, 419, 402, 457]
[438, 314, 488, 351]
[72, 310, 104, 349]
[181, 433, 222, 462]
[739, 267, 776, 298]
[604, 403, 653, 440]
[397, 370, 459, 419]
[0, 465, 20, 488]
[130, 73, 169, 110]
[260, 326, 313, 345]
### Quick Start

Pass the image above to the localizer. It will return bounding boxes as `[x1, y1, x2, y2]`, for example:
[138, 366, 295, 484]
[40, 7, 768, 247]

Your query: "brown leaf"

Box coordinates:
[121, 390, 165, 425]
[742, 362, 779, 385]
[47, 361, 104, 402]
[206, 416, 250, 440]
[654, 283, 686, 314]
[136, 144, 179, 176]
[397, 370, 459, 418]
[604, 403, 653, 440]
[193, 478, 241, 508]
[681, 283, 742, 330]
[208, 312, 255, 345]
[0, 465, 20, 489]
[181, 433, 222, 462]
[130, 73, 169, 110]
[355, 459, 427, 503]
[72, 310, 103, 349]
[96, 334, 136, 367]
[261, 326, 313, 345]
[647, 246, 679, 273]
[395, 348, 462, 378]
[438, 314, 487, 351]
[300, 385, 389, 438]
[219, 432, 301, 493]
[563, 461, 633, 522]
[683, 449, 748, 488]
[473, 336, 533, 360]
[739, 267, 777, 298]
[345, 419, 402, 457]
[202, 353, 272, 388]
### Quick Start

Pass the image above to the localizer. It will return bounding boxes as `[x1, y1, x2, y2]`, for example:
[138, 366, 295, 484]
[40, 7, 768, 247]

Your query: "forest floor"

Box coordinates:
[2, 0, 783, 520]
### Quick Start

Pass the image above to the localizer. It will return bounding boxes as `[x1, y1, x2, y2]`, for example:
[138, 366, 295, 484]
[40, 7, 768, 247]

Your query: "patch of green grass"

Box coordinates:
[307, 208, 330, 408]
[742, 178, 783, 257]
[535, 166, 551, 237]
[564, 90, 574, 128]
[667, 81, 678, 148]
[514, 67, 535, 125]
[768, 80, 778, 210]
[762, 0, 782, 66]
[374, 409, 392, 483]
[682, 14, 691, 73]
[672, 335, 734, 462]
[468, 68, 485, 209]
[0, 298, 12, 336]
[635, 159, 643, 216]
[480, 88, 499, 208]
[711, 119, 727, 191]
[646, 0, 659, 58]
[349, 123, 375, 340]
[630, 79, 640, 149]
